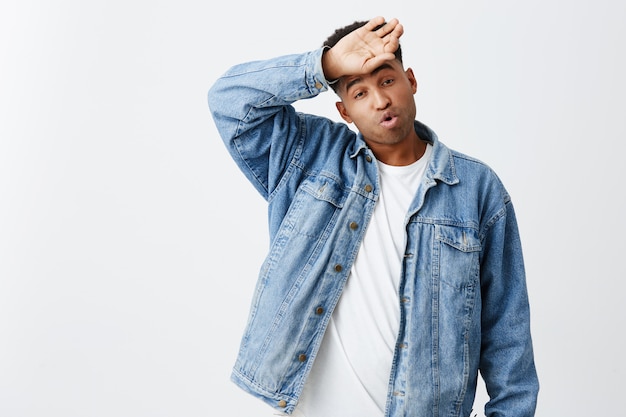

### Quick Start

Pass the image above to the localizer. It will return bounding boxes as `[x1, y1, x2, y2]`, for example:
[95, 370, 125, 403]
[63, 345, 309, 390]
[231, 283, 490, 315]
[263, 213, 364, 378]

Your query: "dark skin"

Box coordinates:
[322, 16, 426, 166]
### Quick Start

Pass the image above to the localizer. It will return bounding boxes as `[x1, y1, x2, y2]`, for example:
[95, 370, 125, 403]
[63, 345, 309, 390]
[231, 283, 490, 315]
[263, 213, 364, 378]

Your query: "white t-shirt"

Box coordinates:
[287, 144, 432, 417]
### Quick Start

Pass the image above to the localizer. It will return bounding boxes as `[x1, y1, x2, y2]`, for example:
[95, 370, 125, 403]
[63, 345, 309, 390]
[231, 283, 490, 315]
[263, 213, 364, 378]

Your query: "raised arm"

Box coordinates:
[207, 16, 403, 199]
[208, 49, 329, 199]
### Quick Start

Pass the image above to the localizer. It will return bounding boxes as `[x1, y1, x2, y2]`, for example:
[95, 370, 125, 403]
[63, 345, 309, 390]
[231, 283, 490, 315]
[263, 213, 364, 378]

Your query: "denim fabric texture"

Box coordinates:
[208, 47, 539, 417]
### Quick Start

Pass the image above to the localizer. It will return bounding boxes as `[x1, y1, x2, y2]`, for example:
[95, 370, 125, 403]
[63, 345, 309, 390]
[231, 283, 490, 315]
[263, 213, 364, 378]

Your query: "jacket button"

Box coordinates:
[366, 155, 372, 162]
[334, 264, 343, 272]
[278, 400, 287, 408]
[364, 184, 373, 192]
[315, 81, 323, 89]
[349, 221, 358, 230]
[315, 306, 324, 315]
[298, 353, 307, 362]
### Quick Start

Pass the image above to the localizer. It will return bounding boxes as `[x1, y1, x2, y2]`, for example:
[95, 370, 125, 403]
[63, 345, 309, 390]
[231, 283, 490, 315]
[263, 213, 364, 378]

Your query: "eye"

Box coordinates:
[353, 90, 365, 100]
[382, 78, 394, 86]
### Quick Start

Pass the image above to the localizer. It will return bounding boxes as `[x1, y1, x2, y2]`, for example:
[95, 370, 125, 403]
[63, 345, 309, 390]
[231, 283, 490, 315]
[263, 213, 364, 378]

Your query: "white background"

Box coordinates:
[1, 0, 625, 416]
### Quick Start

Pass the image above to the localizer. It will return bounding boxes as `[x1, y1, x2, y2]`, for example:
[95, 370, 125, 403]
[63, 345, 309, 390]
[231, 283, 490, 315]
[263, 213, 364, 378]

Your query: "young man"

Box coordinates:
[208, 16, 539, 417]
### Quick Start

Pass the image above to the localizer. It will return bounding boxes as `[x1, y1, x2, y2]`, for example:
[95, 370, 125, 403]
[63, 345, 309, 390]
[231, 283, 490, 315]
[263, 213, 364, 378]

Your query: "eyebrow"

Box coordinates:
[343, 63, 395, 93]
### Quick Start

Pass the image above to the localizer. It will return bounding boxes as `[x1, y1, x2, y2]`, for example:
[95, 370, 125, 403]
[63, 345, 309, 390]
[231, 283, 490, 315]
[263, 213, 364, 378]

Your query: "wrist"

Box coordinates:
[321, 47, 341, 83]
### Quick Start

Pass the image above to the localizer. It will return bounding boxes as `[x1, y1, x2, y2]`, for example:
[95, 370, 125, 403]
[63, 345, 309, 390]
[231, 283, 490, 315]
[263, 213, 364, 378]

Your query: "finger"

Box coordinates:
[364, 16, 386, 31]
[375, 18, 400, 38]
[389, 22, 404, 40]
[362, 52, 397, 73]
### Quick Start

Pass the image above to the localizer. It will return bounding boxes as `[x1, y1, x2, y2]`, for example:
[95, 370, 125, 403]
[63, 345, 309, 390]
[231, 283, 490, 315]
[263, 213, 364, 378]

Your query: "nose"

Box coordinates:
[372, 89, 390, 110]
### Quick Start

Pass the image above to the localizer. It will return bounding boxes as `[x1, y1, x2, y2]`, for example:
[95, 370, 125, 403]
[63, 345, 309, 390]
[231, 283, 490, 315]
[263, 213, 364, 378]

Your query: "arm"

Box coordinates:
[208, 49, 329, 199]
[479, 200, 539, 416]
[207, 17, 404, 199]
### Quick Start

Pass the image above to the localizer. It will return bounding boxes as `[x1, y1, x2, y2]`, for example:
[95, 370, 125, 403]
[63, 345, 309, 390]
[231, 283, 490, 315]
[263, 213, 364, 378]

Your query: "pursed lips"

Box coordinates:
[379, 111, 398, 128]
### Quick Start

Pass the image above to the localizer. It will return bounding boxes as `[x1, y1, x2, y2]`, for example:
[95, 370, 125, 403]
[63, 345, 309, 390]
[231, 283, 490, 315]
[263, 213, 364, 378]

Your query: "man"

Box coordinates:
[208, 16, 539, 417]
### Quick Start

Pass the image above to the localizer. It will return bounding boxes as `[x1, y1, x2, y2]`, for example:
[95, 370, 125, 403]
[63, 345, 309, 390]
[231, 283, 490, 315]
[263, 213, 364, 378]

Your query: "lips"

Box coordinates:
[379, 111, 398, 128]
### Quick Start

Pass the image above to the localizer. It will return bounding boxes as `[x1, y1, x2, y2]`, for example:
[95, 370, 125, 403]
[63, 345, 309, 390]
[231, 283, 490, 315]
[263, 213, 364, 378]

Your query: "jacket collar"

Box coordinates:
[416, 120, 459, 186]
[351, 120, 460, 186]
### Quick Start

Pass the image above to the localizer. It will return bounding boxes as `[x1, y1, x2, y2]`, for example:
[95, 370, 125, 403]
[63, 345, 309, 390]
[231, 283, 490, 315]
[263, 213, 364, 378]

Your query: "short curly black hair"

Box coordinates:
[322, 20, 403, 92]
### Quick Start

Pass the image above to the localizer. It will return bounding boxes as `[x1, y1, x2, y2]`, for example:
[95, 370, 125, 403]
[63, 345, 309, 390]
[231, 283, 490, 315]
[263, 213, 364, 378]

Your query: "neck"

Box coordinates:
[368, 135, 427, 166]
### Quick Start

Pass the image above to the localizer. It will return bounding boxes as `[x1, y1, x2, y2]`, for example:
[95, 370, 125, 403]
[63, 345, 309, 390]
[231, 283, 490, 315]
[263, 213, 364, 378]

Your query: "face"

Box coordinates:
[336, 60, 418, 148]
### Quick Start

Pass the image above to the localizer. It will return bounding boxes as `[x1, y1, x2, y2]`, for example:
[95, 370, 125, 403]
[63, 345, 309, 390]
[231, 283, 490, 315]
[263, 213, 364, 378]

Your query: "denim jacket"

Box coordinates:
[208, 48, 539, 417]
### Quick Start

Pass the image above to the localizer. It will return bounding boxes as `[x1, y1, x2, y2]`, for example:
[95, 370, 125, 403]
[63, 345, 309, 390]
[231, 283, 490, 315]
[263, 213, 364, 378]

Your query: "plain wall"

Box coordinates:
[1, 0, 625, 416]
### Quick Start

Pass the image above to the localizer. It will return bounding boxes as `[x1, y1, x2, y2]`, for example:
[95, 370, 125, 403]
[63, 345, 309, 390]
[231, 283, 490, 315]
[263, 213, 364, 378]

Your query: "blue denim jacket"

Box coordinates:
[208, 48, 538, 417]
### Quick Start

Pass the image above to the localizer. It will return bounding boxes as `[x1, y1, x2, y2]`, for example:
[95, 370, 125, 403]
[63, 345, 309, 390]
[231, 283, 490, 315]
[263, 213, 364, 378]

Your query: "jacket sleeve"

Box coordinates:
[207, 48, 330, 200]
[479, 198, 539, 416]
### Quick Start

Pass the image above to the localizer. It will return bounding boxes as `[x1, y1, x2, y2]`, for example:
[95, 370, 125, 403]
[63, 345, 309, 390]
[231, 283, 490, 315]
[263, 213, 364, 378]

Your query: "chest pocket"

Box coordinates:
[288, 174, 347, 239]
[435, 225, 482, 290]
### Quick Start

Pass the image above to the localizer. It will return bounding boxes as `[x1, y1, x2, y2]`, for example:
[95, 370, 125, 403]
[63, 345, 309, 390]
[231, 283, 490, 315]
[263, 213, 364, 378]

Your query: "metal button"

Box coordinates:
[316, 306, 324, 315]
[365, 155, 372, 162]
[364, 184, 373, 193]
[334, 264, 343, 272]
[349, 221, 358, 230]
[278, 400, 287, 408]
[315, 81, 323, 89]
[298, 353, 307, 362]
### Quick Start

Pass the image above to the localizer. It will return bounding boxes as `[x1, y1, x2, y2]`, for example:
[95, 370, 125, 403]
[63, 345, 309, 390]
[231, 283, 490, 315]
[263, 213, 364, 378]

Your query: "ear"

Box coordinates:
[335, 101, 353, 124]
[406, 68, 418, 94]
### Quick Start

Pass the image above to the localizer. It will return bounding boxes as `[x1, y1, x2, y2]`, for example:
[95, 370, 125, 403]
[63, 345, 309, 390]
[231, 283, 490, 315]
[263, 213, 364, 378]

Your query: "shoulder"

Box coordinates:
[298, 112, 357, 153]
[450, 148, 509, 197]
